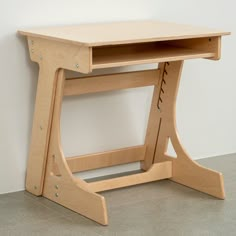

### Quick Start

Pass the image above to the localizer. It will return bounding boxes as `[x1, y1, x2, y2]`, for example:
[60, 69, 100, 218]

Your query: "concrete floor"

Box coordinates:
[0, 154, 236, 236]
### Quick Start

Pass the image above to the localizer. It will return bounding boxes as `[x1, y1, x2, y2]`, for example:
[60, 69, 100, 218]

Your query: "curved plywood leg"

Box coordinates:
[43, 69, 108, 225]
[154, 61, 225, 199]
[170, 133, 225, 199]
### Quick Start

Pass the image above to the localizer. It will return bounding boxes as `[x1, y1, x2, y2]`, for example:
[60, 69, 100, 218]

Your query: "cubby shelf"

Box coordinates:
[92, 43, 214, 69]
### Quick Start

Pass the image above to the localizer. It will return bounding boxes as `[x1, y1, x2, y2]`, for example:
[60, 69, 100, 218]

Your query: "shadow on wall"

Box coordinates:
[0, 32, 39, 192]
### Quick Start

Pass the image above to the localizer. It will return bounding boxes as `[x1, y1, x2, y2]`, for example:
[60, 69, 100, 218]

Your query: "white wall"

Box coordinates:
[0, 0, 235, 194]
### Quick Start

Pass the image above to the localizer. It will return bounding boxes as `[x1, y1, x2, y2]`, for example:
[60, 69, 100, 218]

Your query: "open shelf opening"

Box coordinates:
[92, 38, 218, 69]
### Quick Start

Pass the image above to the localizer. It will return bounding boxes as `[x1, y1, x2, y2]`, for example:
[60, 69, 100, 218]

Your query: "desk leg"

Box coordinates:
[43, 69, 108, 225]
[153, 61, 225, 199]
[141, 67, 162, 170]
[26, 65, 58, 196]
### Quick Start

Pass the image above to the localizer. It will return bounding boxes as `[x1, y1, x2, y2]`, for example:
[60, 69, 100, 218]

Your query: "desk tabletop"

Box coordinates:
[19, 21, 230, 47]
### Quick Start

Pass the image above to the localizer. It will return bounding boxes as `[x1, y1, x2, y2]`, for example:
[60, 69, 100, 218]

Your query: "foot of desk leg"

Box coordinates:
[152, 61, 225, 199]
[168, 134, 225, 199]
[42, 69, 108, 225]
[43, 140, 108, 225]
[43, 171, 108, 225]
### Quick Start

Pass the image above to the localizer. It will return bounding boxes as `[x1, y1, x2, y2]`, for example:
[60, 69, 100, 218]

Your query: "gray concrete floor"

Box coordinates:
[0, 154, 236, 236]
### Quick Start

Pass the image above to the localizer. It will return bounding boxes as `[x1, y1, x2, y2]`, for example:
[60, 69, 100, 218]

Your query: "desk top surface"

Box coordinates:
[19, 21, 230, 47]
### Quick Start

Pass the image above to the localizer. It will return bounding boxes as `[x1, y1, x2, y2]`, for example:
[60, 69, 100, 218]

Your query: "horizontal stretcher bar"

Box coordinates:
[52, 145, 146, 175]
[86, 161, 172, 192]
[64, 69, 160, 96]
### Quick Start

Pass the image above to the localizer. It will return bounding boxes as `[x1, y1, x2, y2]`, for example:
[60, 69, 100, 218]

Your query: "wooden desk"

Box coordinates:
[19, 21, 230, 225]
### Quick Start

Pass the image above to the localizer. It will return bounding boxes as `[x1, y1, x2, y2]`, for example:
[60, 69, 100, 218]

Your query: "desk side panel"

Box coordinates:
[27, 37, 92, 73]
[25, 37, 92, 195]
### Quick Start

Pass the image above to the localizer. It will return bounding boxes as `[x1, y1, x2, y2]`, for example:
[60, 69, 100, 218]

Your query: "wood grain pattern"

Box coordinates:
[25, 66, 58, 195]
[165, 36, 222, 60]
[64, 69, 160, 96]
[140, 64, 164, 170]
[21, 21, 229, 225]
[19, 21, 230, 46]
[153, 61, 225, 199]
[53, 145, 146, 175]
[92, 44, 215, 69]
[27, 37, 92, 73]
[25, 36, 92, 196]
[43, 69, 108, 225]
[88, 161, 172, 192]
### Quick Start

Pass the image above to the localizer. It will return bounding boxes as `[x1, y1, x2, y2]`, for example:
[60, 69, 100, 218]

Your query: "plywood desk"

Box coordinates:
[19, 21, 230, 225]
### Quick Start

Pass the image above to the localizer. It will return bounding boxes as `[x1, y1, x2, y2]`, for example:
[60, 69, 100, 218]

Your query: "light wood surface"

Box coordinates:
[141, 63, 164, 170]
[153, 61, 225, 199]
[165, 36, 222, 60]
[43, 69, 108, 225]
[25, 35, 92, 195]
[19, 21, 230, 46]
[88, 161, 172, 192]
[53, 145, 146, 175]
[92, 44, 215, 69]
[64, 69, 160, 96]
[25, 66, 58, 195]
[21, 20, 229, 225]
[27, 37, 92, 73]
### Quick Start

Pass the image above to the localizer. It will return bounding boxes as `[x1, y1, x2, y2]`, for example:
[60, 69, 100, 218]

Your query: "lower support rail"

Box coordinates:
[87, 161, 172, 192]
